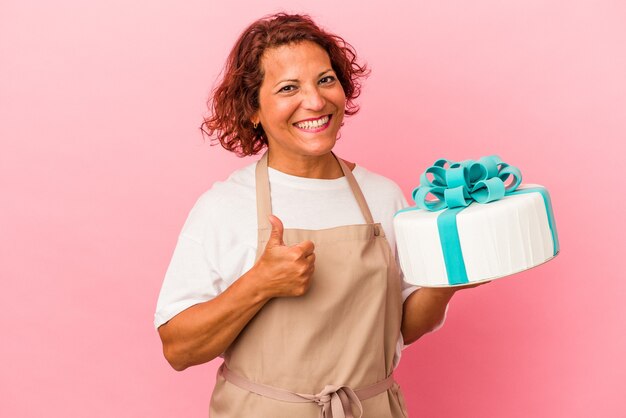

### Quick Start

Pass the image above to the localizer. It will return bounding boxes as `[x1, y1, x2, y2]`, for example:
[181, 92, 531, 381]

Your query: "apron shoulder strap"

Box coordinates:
[335, 155, 376, 226]
[255, 152, 272, 232]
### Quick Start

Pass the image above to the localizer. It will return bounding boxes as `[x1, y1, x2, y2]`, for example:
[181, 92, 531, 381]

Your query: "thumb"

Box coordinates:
[267, 215, 285, 247]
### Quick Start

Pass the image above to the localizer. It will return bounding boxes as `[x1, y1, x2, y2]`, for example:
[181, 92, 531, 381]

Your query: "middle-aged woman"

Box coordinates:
[155, 13, 484, 418]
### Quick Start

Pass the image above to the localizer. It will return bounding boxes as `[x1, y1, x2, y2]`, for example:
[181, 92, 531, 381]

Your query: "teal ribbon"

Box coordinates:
[396, 157, 559, 285]
[411, 155, 523, 211]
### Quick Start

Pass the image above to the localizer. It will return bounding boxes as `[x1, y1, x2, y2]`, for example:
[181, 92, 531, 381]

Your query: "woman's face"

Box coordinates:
[253, 41, 346, 164]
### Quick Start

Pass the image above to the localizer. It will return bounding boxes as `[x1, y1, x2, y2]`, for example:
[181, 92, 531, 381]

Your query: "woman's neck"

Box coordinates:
[267, 150, 351, 179]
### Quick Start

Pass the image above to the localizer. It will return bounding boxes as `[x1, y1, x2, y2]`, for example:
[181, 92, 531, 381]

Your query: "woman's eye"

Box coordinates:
[319, 75, 336, 84]
[278, 85, 296, 93]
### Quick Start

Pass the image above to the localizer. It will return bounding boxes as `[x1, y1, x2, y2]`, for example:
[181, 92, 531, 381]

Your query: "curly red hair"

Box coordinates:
[200, 13, 369, 157]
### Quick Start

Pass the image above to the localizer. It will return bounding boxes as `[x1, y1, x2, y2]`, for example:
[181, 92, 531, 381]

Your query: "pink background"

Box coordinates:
[2, 1, 624, 417]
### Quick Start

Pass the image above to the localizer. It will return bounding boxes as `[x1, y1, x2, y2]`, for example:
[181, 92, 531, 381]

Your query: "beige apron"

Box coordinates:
[209, 152, 409, 418]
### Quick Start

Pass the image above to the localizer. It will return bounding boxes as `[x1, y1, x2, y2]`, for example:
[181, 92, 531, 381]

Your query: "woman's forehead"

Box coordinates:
[260, 41, 332, 81]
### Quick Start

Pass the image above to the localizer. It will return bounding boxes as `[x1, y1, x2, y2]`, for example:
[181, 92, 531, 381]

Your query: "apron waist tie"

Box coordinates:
[219, 363, 395, 418]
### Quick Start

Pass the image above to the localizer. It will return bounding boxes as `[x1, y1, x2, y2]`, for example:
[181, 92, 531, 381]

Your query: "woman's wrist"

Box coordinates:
[239, 265, 273, 304]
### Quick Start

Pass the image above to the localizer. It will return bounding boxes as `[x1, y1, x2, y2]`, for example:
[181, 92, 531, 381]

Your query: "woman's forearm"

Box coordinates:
[157, 268, 270, 371]
[401, 287, 456, 345]
[158, 216, 316, 371]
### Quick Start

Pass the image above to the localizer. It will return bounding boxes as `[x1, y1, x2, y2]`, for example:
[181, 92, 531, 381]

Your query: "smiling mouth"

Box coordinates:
[293, 115, 332, 132]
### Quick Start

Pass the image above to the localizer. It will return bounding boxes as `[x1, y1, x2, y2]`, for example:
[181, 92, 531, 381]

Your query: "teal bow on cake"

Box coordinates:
[412, 155, 523, 211]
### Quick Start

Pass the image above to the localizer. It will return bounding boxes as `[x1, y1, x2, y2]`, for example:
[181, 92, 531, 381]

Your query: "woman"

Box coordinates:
[155, 13, 478, 417]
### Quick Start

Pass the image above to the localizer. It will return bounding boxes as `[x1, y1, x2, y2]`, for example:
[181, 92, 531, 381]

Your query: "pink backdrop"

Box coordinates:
[2, 1, 624, 417]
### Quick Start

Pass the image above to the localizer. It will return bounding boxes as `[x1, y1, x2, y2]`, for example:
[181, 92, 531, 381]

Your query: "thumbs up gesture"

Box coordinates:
[253, 215, 316, 299]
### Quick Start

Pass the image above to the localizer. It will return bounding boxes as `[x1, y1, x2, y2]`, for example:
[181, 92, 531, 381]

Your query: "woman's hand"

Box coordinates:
[253, 215, 316, 299]
[423, 280, 492, 298]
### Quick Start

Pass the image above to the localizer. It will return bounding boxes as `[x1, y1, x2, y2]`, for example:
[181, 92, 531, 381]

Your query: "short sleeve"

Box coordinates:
[153, 233, 223, 329]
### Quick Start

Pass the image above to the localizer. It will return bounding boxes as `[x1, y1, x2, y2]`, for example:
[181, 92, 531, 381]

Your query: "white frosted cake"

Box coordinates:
[394, 157, 559, 287]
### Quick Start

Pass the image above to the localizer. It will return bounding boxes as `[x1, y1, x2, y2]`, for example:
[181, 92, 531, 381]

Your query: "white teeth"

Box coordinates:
[295, 116, 329, 130]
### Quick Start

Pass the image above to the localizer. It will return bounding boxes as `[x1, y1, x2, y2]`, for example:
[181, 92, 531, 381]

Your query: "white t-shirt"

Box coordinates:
[154, 159, 447, 368]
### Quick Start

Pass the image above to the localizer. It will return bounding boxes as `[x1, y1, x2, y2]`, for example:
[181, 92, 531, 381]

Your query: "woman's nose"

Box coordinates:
[301, 86, 326, 111]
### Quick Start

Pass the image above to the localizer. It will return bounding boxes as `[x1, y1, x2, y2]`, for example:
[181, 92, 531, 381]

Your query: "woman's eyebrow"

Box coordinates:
[273, 69, 334, 88]
[273, 78, 298, 88]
